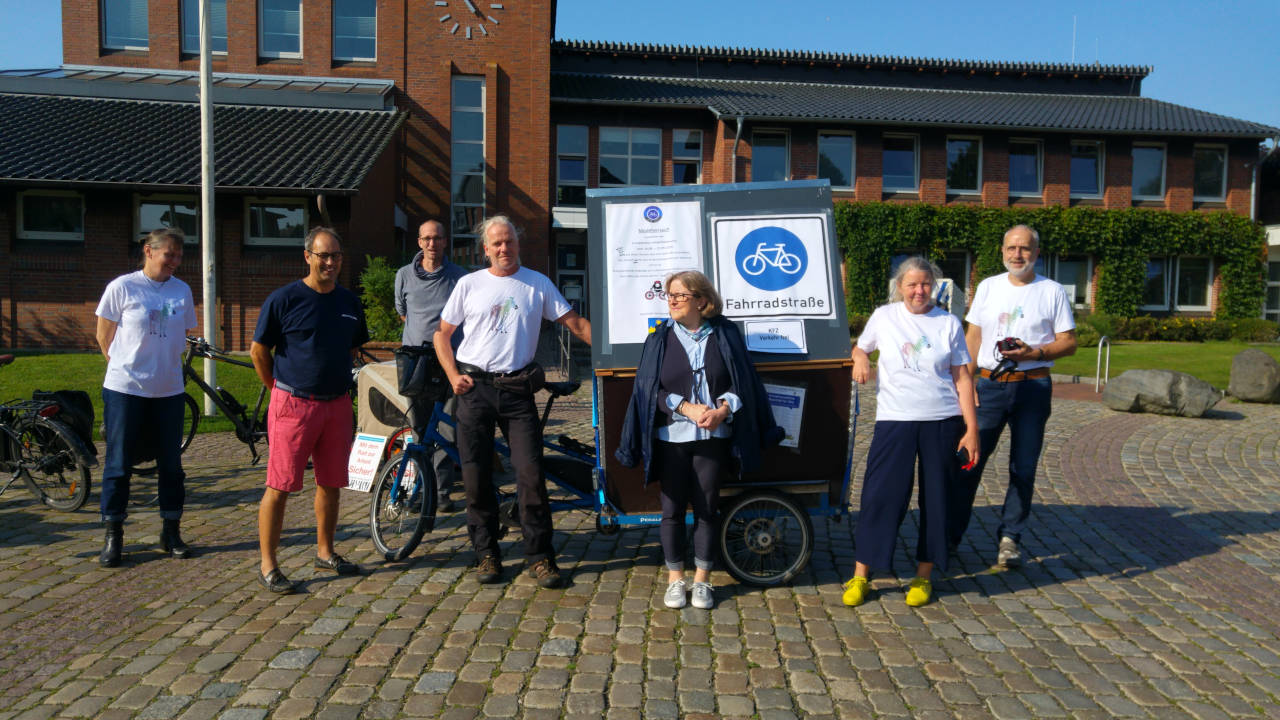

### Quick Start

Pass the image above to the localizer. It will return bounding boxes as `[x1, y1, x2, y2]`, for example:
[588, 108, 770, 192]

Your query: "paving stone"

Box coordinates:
[413, 672, 456, 694]
[267, 649, 318, 670]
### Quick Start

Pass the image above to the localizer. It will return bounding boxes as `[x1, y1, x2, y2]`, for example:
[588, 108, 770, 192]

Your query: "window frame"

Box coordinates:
[1192, 144, 1229, 202]
[554, 124, 588, 207]
[598, 126, 662, 188]
[1265, 259, 1280, 323]
[243, 196, 309, 247]
[1139, 256, 1170, 311]
[332, 0, 377, 62]
[16, 190, 86, 242]
[258, 0, 303, 60]
[1069, 140, 1105, 199]
[882, 133, 920, 192]
[1007, 138, 1043, 197]
[944, 135, 983, 195]
[816, 130, 856, 190]
[750, 129, 790, 183]
[1131, 142, 1167, 201]
[135, 193, 201, 245]
[450, 76, 486, 253]
[1047, 254, 1093, 309]
[1173, 256, 1213, 311]
[101, 0, 149, 51]
[671, 128, 703, 185]
[180, 0, 228, 55]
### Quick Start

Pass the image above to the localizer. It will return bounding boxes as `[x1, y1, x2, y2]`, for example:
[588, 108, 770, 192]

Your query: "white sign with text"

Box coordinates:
[605, 200, 705, 344]
[347, 433, 388, 493]
[712, 214, 835, 321]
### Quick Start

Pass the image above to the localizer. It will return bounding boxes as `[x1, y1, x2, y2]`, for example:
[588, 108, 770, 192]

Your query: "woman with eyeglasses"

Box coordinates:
[842, 256, 979, 608]
[94, 227, 199, 567]
[616, 270, 782, 611]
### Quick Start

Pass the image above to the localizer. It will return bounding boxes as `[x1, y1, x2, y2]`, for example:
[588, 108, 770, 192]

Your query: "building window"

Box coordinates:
[244, 198, 307, 246]
[882, 134, 918, 192]
[1070, 141, 1103, 197]
[333, 0, 376, 62]
[1008, 140, 1042, 196]
[555, 125, 587, 206]
[17, 191, 85, 242]
[451, 76, 485, 253]
[936, 251, 970, 299]
[1265, 261, 1280, 323]
[137, 195, 199, 244]
[817, 132, 854, 189]
[672, 129, 702, 184]
[181, 0, 228, 54]
[1050, 255, 1092, 307]
[1193, 145, 1228, 201]
[599, 128, 660, 187]
[259, 0, 302, 59]
[946, 137, 981, 194]
[1132, 143, 1166, 200]
[101, 0, 148, 50]
[751, 131, 789, 182]
[1143, 256, 1212, 310]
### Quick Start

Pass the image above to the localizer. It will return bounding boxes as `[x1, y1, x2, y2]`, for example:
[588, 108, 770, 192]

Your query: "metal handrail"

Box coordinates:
[1094, 335, 1111, 393]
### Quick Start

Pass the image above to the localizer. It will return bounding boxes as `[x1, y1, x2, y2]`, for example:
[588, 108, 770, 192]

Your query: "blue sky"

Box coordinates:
[3, 0, 1276, 134]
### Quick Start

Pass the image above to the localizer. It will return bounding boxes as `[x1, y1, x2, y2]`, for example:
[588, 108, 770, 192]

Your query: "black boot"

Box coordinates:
[100, 521, 123, 567]
[160, 518, 193, 559]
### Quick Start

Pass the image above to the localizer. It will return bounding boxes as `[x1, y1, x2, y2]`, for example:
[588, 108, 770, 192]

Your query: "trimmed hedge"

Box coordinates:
[835, 202, 1268, 319]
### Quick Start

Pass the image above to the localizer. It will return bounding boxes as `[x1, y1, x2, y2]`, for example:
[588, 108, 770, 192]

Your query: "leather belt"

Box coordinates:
[979, 367, 1051, 383]
[457, 362, 521, 381]
[274, 381, 345, 401]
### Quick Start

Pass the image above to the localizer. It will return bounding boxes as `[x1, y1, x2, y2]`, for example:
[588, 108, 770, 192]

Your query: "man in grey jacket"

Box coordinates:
[395, 219, 468, 511]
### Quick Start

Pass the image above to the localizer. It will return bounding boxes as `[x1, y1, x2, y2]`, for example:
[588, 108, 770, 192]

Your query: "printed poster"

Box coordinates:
[347, 433, 388, 492]
[604, 200, 704, 345]
[763, 383, 805, 449]
[711, 214, 836, 321]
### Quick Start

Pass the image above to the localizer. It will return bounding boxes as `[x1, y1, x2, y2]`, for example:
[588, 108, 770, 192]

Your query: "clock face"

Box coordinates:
[436, 1, 507, 40]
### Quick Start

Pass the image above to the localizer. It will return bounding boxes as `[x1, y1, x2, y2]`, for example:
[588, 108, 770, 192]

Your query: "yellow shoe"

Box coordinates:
[905, 577, 932, 607]
[841, 576, 869, 607]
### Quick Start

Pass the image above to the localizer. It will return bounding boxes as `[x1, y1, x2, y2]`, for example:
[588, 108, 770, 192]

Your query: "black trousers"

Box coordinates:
[655, 438, 729, 572]
[455, 380, 553, 564]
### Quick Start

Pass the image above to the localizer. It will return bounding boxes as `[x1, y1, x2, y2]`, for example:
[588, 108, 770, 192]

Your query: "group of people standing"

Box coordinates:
[91, 217, 1073, 610]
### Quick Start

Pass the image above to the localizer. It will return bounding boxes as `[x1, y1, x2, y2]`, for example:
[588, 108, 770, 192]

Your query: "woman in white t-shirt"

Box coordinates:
[94, 228, 198, 568]
[842, 257, 979, 608]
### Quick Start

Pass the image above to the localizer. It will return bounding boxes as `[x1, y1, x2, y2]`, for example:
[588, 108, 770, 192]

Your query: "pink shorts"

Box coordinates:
[266, 386, 352, 493]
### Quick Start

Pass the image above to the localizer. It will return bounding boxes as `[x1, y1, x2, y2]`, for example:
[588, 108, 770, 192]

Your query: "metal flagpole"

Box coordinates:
[199, 0, 217, 415]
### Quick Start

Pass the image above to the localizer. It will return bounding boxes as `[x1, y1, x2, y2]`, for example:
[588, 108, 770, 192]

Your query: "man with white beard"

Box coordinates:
[946, 224, 1077, 568]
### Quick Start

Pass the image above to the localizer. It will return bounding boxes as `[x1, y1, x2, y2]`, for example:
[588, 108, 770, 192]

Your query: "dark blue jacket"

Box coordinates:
[615, 316, 784, 485]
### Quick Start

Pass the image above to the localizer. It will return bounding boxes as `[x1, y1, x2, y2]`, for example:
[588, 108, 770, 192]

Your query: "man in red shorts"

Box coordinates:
[250, 226, 369, 594]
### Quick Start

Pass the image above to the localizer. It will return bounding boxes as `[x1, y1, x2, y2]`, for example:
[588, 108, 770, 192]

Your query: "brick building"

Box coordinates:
[2, 1, 1277, 349]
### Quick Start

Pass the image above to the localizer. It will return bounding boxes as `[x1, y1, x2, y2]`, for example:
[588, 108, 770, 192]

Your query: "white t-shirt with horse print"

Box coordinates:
[857, 302, 970, 422]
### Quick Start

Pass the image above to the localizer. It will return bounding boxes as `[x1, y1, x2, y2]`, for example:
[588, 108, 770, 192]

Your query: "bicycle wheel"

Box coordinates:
[12, 415, 91, 512]
[742, 254, 767, 276]
[369, 453, 434, 561]
[130, 393, 199, 477]
[718, 491, 813, 587]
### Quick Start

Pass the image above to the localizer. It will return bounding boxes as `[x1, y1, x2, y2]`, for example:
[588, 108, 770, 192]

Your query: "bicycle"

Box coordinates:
[741, 242, 802, 276]
[369, 380, 594, 561]
[0, 355, 97, 511]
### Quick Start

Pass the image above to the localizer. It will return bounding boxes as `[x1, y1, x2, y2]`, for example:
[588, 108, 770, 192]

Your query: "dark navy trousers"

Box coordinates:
[855, 417, 963, 574]
[100, 388, 187, 523]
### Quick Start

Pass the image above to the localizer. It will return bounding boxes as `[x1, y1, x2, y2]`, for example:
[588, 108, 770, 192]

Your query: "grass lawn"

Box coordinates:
[1051, 341, 1280, 389]
[0, 352, 266, 439]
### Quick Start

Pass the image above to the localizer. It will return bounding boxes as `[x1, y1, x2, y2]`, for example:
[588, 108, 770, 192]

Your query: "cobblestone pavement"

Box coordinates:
[2, 383, 1279, 719]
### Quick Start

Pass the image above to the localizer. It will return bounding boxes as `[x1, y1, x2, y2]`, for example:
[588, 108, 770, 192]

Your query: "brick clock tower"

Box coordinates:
[402, 0, 554, 270]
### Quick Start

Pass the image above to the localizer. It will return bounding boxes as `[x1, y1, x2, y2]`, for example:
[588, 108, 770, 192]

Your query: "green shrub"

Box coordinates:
[849, 314, 869, 338]
[1120, 316, 1159, 341]
[359, 255, 402, 342]
[1082, 312, 1122, 340]
[1202, 318, 1233, 341]
[1156, 317, 1205, 342]
[1226, 318, 1280, 343]
[1075, 325, 1101, 348]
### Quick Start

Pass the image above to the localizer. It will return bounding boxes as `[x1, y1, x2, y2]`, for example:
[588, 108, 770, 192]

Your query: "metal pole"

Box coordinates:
[199, 0, 218, 415]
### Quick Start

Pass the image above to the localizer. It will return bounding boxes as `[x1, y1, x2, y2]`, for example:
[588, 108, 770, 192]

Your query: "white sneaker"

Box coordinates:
[997, 536, 1022, 568]
[663, 579, 688, 609]
[690, 581, 714, 609]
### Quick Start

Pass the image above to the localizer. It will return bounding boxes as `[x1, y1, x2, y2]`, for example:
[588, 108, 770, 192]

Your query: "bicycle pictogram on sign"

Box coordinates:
[734, 226, 808, 291]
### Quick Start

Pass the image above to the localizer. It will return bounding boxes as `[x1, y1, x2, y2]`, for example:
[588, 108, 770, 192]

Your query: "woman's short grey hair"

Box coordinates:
[665, 270, 724, 319]
[888, 256, 943, 303]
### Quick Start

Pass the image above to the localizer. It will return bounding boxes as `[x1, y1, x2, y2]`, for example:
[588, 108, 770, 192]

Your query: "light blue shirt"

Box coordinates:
[657, 323, 742, 443]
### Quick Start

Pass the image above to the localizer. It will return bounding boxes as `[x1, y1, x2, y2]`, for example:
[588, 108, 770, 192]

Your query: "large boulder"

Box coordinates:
[1102, 369, 1222, 417]
[1228, 349, 1280, 403]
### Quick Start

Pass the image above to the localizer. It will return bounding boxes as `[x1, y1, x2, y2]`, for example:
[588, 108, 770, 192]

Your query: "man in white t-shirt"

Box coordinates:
[948, 224, 1077, 568]
[435, 215, 591, 589]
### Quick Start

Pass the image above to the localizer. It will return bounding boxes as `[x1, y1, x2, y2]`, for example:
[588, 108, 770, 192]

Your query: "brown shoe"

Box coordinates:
[528, 558, 563, 589]
[476, 555, 503, 584]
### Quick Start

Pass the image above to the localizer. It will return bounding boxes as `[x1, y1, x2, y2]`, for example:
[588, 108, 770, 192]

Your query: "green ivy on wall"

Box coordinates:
[835, 203, 1267, 319]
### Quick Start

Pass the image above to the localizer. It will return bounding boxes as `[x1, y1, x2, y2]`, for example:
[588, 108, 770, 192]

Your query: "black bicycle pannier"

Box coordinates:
[32, 389, 97, 457]
[394, 344, 449, 400]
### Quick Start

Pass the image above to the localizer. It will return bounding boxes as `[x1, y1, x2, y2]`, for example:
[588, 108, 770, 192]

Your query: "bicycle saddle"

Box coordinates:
[544, 381, 581, 398]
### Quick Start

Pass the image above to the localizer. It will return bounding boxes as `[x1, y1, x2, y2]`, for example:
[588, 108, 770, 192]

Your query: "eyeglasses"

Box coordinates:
[419, 235, 446, 243]
[668, 292, 700, 303]
[307, 251, 343, 262]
